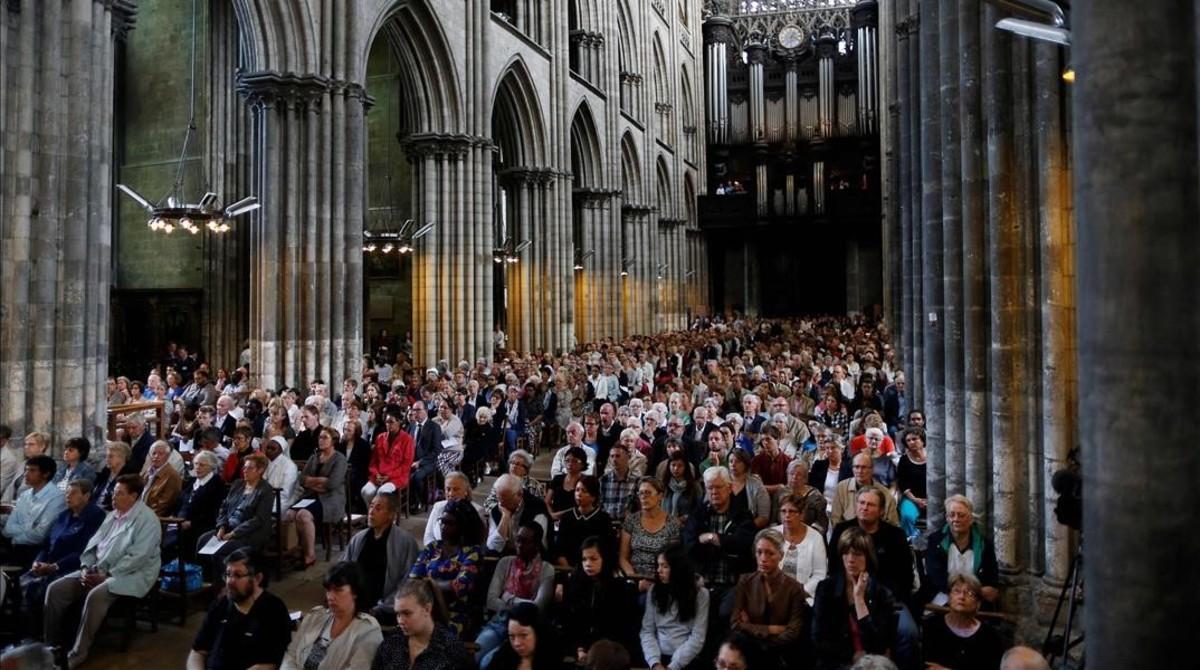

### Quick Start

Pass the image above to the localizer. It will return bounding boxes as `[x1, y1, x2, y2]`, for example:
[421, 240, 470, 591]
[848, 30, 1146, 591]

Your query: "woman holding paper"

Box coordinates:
[291, 426, 349, 567]
[196, 453, 274, 575]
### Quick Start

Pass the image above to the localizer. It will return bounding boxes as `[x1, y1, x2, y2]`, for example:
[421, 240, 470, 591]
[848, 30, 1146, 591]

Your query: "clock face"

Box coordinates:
[778, 25, 803, 50]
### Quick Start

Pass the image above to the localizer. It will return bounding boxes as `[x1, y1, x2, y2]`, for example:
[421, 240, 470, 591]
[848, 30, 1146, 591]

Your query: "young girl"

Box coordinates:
[561, 536, 635, 666]
[640, 547, 709, 670]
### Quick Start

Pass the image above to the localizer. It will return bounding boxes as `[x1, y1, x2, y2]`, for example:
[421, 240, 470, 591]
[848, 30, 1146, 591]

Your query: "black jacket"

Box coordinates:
[829, 520, 914, 603]
[812, 573, 897, 670]
[808, 455, 853, 489]
[178, 475, 229, 534]
[683, 502, 757, 583]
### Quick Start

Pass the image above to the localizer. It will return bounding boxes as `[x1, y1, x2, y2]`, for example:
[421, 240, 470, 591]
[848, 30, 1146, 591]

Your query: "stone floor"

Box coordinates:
[79, 450, 551, 669]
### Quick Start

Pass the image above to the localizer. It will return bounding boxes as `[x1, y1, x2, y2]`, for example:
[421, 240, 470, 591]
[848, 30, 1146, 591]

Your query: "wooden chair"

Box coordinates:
[319, 470, 354, 562]
[155, 516, 213, 626]
[259, 488, 285, 579]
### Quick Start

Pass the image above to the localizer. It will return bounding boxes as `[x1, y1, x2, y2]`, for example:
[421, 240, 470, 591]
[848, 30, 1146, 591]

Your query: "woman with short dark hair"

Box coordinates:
[282, 562, 383, 670]
[811, 527, 898, 669]
[553, 475, 612, 568]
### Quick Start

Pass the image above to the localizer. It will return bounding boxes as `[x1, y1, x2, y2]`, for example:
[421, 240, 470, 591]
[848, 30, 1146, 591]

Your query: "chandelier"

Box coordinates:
[115, 0, 259, 234]
[363, 218, 435, 254]
[493, 237, 531, 264]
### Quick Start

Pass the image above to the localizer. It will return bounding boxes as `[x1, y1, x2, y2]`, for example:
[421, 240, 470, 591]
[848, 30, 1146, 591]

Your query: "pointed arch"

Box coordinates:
[679, 64, 695, 128]
[617, 0, 636, 77]
[233, 0, 319, 74]
[491, 58, 548, 168]
[656, 155, 673, 220]
[652, 32, 670, 103]
[620, 132, 642, 203]
[684, 172, 697, 228]
[362, 0, 464, 135]
[570, 101, 603, 188]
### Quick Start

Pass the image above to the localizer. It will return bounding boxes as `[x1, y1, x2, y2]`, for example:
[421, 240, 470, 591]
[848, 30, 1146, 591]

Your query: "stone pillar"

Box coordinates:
[896, 0, 915, 392]
[938, 0, 964, 512]
[958, 0, 990, 515]
[239, 72, 364, 390]
[1074, 4, 1200, 664]
[0, 0, 134, 448]
[918, 0, 945, 520]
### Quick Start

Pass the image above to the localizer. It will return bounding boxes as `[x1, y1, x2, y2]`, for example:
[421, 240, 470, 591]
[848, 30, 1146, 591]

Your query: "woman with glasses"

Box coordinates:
[282, 562, 383, 670]
[924, 495, 1000, 606]
[197, 453, 274, 575]
[620, 477, 682, 591]
[290, 426, 349, 568]
[922, 573, 1004, 670]
[773, 495, 827, 606]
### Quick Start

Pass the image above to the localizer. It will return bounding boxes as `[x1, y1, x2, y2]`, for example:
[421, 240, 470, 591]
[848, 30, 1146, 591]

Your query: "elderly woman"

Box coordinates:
[777, 458, 830, 534]
[282, 562, 383, 670]
[52, 437, 97, 492]
[730, 528, 807, 658]
[290, 426, 349, 567]
[865, 428, 898, 489]
[809, 432, 852, 505]
[172, 450, 227, 561]
[925, 495, 1000, 605]
[92, 442, 137, 511]
[142, 441, 183, 516]
[433, 397, 466, 477]
[621, 477, 682, 589]
[773, 494, 827, 606]
[461, 405, 499, 485]
[728, 448, 771, 529]
[609, 427, 648, 477]
[923, 573, 1004, 670]
[896, 426, 928, 541]
[197, 453, 274, 574]
[483, 449, 543, 514]
[812, 527, 897, 669]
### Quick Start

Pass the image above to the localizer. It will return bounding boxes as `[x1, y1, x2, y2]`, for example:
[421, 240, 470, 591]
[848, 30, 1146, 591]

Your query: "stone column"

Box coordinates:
[0, 0, 134, 447]
[239, 72, 364, 390]
[1074, 4, 1200, 665]
[896, 0, 915, 391]
[939, 0, 964, 510]
[918, 0, 945, 519]
[958, 0, 990, 515]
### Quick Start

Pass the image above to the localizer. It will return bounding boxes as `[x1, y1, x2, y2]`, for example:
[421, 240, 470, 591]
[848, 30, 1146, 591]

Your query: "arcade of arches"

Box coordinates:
[0, 1, 1197, 668]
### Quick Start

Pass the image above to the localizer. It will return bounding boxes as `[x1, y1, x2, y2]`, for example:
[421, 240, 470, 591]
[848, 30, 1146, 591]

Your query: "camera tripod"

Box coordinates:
[1043, 542, 1084, 669]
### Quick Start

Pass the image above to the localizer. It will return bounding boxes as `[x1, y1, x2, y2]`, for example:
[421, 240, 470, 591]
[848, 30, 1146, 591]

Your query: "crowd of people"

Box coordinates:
[0, 315, 1056, 670]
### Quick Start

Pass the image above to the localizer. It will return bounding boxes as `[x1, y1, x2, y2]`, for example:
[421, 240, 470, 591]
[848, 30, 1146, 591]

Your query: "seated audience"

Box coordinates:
[371, 578, 473, 670]
[895, 427, 927, 541]
[698, 430, 730, 477]
[475, 524, 556, 666]
[621, 477, 682, 588]
[779, 459, 830, 535]
[545, 446, 587, 522]
[142, 441, 183, 516]
[809, 433, 852, 504]
[750, 425, 792, 497]
[188, 549, 293, 670]
[684, 467, 756, 614]
[196, 453, 274, 573]
[486, 474, 550, 555]
[831, 453, 899, 526]
[730, 528, 808, 659]
[554, 475, 612, 567]
[812, 527, 897, 670]
[923, 573, 1004, 670]
[20, 478, 104, 635]
[423, 471, 488, 546]
[1, 455, 66, 569]
[482, 450, 545, 514]
[43, 474, 162, 669]
[562, 537, 638, 666]
[662, 450, 702, 523]
[640, 547, 709, 670]
[263, 435, 300, 511]
[289, 426, 349, 567]
[607, 428, 648, 478]
[728, 448, 771, 529]
[775, 494, 828, 606]
[409, 499, 485, 637]
[340, 418, 373, 514]
[1000, 646, 1052, 670]
[486, 601, 560, 670]
[170, 450, 226, 562]
[600, 443, 639, 523]
[342, 493, 420, 624]
[924, 494, 1000, 605]
[361, 405, 414, 508]
[281, 562, 383, 670]
[52, 437, 97, 491]
[92, 442, 137, 511]
[550, 421, 598, 476]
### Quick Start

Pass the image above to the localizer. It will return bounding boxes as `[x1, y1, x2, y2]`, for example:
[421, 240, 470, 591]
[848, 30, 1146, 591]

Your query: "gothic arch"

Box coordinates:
[232, 0, 319, 74]
[652, 32, 669, 103]
[491, 58, 548, 168]
[570, 101, 603, 188]
[656, 155, 673, 219]
[684, 172, 697, 227]
[620, 132, 642, 203]
[363, 0, 464, 134]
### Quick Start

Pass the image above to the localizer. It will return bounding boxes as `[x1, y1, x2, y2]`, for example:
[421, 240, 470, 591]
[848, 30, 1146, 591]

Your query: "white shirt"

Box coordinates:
[774, 523, 827, 605]
[550, 444, 597, 477]
[422, 499, 487, 546]
[265, 455, 299, 510]
[948, 543, 975, 582]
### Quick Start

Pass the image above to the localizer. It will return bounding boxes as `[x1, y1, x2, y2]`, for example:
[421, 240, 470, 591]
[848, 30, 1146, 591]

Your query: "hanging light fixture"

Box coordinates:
[363, 219, 435, 255]
[115, 0, 259, 234]
[573, 249, 595, 271]
[493, 237, 531, 264]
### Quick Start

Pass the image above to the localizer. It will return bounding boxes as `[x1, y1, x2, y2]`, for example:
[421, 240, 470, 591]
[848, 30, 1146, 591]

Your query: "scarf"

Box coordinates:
[667, 478, 691, 516]
[504, 556, 543, 601]
[939, 523, 985, 574]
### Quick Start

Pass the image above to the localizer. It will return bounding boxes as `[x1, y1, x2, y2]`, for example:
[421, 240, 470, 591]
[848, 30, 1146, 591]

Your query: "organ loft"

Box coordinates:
[0, 1, 1197, 669]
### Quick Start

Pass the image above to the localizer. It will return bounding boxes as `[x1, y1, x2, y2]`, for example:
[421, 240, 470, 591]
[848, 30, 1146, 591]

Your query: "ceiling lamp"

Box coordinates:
[493, 237, 531, 264]
[362, 219, 435, 255]
[573, 250, 595, 271]
[116, 0, 259, 235]
[984, 0, 1070, 45]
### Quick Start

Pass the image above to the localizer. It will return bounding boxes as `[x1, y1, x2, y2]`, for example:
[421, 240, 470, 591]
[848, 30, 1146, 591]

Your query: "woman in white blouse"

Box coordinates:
[773, 494, 827, 605]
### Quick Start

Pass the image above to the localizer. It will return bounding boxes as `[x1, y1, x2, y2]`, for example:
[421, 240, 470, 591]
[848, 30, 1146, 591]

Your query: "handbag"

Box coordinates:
[159, 558, 203, 592]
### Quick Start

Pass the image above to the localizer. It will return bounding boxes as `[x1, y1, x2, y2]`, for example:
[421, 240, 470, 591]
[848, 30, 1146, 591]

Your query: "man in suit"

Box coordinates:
[43, 474, 162, 669]
[683, 406, 714, 463]
[141, 441, 182, 516]
[594, 402, 622, 473]
[125, 414, 156, 474]
[407, 401, 443, 510]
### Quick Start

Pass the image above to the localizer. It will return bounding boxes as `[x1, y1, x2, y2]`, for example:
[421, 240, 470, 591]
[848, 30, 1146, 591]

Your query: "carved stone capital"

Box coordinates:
[401, 133, 489, 161]
[238, 71, 331, 110]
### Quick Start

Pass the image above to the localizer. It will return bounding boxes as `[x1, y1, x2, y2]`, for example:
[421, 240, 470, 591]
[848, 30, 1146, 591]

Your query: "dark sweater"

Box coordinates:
[922, 615, 1004, 670]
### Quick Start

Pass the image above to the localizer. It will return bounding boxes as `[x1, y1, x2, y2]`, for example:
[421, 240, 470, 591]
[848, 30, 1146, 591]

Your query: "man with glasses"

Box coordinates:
[684, 467, 755, 617]
[651, 416, 688, 472]
[188, 549, 292, 670]
[831, 452, 899, 526]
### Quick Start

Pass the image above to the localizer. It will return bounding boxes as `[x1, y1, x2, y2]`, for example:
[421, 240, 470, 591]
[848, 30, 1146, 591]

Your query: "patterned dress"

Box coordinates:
[407, 541, 482, 636]
[622, 512, 682, 576]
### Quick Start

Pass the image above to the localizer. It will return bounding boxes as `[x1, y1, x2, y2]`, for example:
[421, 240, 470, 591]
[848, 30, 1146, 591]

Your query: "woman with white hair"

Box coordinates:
[866, 428, 898, 489]
[461, 405, 499, 486]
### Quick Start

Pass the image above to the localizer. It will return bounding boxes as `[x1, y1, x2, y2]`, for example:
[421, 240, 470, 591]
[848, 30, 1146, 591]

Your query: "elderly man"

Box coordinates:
[1, 456, 67, 569]
[769, 395, 811, 447]
[683, 406, 714, 459]
[831, 452, 899, 526]
[125, 413, 155, 474]
[423, 472, 487, 545]
[651, 416, 689, 471]
[740, 393, 768, 436]
[594, 402, 622, 472]
[408, 400, 444, 509]
[486, 474, 550, 555]
[684, 467, 755, 601]
[341, 493, 420, 624]
[141, 441, 183, 516]
[213, 395, 238, 438]
[44, 474, 161, 669]
[829, 486, 918, 670]
[599, 443, 638, 522]
[21, 478, 104, 635]
[550, 421, 597, 477]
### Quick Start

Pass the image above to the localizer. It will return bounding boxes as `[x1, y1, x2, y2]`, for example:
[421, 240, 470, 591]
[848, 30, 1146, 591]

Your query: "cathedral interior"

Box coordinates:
[0, 0, 1197, 668]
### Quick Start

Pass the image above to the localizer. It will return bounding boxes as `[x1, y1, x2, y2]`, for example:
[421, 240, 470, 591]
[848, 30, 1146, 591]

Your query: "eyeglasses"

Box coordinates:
[950, 588, 979, 600]
[224, 571, 252, 580]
